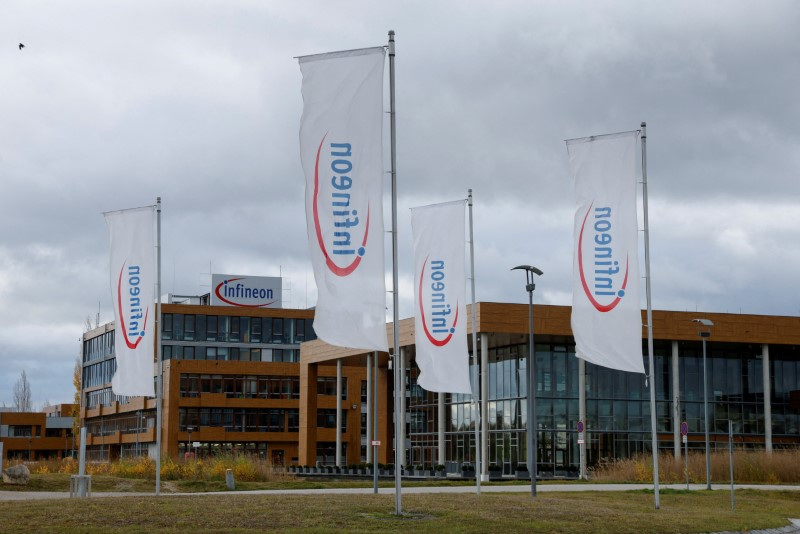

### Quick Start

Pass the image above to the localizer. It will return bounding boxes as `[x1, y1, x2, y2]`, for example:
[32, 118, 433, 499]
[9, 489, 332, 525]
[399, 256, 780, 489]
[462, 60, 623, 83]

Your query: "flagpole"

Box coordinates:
[641, 122, 660, 509]
[155, 197, 163, 496]
[388, 29, 402, 516]
[468, 189, 481, 494]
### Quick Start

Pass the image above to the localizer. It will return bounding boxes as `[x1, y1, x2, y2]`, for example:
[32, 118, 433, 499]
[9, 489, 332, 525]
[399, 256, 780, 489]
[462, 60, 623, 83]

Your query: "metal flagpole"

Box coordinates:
[388, 29, 402, 516]
[468, 189, 481, 493]
[641, 122, 660, 509]
[373, 351, 379, 494]
[155, 197, 163, 496]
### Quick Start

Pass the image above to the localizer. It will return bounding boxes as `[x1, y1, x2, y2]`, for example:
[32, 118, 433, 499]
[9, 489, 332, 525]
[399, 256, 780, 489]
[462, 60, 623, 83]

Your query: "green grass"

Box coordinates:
[0, 489, 797, 533]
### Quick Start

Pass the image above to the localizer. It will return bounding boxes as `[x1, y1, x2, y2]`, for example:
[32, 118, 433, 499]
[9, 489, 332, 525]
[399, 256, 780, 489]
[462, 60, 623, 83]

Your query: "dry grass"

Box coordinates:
[590, 449, 800, 484]
[0, 489, 798, 533]
[16, 454, 294, 483]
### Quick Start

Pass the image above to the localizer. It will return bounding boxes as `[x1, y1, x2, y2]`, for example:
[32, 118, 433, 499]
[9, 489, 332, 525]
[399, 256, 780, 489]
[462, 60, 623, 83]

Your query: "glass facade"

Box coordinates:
[407, 337, 799, 475]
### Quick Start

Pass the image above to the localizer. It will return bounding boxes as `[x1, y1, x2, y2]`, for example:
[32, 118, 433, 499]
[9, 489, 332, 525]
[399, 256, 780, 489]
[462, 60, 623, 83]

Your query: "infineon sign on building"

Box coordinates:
[211, 274, 282, 308]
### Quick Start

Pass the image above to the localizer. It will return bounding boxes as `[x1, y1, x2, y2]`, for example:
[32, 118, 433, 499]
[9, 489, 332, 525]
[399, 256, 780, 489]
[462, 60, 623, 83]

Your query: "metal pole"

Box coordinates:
[468, 189, 481, 493]
[729, 419, 734, 512]
[578, 358, 586, 479]
[702, 336, 711, 490]
[373, 351, 379, 494]
[685, 431, 689, 490]
[388, 29, 402, 516]
[529, 285, 537, 497]
[155, 197, 163, 496]
[641, 122, 660, 509]
[367, 353, 373, 464]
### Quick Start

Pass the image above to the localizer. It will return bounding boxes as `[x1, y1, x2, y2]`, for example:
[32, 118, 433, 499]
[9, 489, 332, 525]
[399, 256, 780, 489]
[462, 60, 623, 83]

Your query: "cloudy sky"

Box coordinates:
[1, 1, 798, 408]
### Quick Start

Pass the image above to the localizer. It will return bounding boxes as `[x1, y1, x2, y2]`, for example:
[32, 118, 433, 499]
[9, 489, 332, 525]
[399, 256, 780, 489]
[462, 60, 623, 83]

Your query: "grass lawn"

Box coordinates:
[0, 489, 798, 533]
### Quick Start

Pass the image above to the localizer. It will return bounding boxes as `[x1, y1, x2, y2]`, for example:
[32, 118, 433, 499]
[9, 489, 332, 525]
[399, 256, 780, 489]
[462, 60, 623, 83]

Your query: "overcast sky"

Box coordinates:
[1, 1, 798, 408]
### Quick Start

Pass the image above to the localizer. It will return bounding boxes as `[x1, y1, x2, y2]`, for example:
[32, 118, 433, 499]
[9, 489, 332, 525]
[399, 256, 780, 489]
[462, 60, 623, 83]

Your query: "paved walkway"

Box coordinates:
[1, 482, 798, 500]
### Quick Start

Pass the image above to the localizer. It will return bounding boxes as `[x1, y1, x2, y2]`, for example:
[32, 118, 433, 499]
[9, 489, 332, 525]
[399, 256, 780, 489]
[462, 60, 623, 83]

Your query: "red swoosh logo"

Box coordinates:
[117, 263, 149, 349]
[214, 277, 277, 308]
[577, 203, 629, 313]
[312, 134, 369, 277]
[418, 256, 459, 347]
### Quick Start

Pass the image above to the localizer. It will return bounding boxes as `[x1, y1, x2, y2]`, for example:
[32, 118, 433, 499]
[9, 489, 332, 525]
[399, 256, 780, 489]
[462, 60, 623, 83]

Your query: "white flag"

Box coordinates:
[105, 206, 156, 397]
[411, 201, 471, 393]
[298, 47, 388, 351]
[567, 131, 645, 374]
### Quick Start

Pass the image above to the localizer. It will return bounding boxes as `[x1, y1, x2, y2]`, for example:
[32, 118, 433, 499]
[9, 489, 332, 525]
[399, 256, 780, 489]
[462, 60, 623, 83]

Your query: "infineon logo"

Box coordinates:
[417, 255, 459, 347]
[211, 274, 282, 308]
[577, 202, 629, 313]
[312, 133, 370, 277]
[117, 261, 149, 349]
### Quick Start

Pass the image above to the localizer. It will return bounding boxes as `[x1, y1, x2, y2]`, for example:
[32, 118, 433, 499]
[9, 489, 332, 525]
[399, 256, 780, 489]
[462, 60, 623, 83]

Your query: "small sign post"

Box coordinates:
[681, 421, 689, 489]
[577, 421, 585, 474]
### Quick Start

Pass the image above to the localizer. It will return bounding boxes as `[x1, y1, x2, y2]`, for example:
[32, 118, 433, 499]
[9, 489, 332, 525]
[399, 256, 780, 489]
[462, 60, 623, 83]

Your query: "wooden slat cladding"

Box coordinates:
[302, 302, 800, 364]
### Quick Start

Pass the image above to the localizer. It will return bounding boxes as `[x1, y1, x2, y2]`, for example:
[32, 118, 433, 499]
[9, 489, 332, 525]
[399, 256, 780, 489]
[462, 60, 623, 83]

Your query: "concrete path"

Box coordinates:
[1, 482, 798, 500]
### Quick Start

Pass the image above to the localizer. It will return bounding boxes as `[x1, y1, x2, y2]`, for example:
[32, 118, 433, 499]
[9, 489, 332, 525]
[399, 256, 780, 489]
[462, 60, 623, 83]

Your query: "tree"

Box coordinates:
[13, 370, 32, 412]
[72, 357, 82, 439]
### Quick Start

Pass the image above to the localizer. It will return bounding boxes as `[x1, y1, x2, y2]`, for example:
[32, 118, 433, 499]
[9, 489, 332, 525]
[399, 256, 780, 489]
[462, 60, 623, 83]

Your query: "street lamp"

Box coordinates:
[692, 318, 714, 490]
[511, 265, 543, 497]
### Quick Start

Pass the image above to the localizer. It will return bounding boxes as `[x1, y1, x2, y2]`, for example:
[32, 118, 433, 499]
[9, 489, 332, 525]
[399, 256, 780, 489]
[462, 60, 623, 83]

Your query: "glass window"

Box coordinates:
[207, 316, 217, 341]
[184, 315, 195, 341]
[162, 314, 173, 340]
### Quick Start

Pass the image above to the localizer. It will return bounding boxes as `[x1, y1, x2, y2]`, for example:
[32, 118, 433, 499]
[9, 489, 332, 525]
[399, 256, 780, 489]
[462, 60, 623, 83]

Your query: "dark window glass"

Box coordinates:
[272, 318, 283, 343]
[250, 317, 261, 343]
[207, 316, 218, 341]
[184, 315, 195, 341]
[230, 317, 240, 342]
[162, 314, 173, 340]
[263, 318, 272, 343]
[196, 315, 207, 341]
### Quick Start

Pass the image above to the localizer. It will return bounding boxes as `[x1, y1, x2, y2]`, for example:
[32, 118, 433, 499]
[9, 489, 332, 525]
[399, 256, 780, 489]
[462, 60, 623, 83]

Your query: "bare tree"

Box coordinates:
[72, 356, 82, 438]
[13, 370, 32, 412]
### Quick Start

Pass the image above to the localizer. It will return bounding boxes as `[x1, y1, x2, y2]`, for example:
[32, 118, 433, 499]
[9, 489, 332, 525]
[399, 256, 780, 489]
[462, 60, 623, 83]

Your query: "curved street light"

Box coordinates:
[511, 265, 543, 497]
[692, 318, 714, 490]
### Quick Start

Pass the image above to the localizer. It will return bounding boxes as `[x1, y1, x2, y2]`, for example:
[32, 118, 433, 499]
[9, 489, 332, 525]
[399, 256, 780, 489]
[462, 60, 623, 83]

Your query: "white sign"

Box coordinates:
[211, 274, 281, 308]
[682, 435, 688, 444]
[578, 439, 585, 444]
[298, 46, 389, 352]
[371, 440, 381, 446]
[192, 441, 201, 448]
[566, 131, 645, 374]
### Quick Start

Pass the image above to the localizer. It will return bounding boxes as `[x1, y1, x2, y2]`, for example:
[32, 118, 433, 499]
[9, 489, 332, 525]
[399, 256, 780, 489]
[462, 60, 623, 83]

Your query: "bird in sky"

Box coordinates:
[19, 43, 25, 50]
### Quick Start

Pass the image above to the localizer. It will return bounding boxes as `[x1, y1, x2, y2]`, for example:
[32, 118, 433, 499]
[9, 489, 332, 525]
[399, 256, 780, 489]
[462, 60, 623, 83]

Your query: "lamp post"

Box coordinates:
[511, 265, 543, 497]
[692, 318, 714, 490]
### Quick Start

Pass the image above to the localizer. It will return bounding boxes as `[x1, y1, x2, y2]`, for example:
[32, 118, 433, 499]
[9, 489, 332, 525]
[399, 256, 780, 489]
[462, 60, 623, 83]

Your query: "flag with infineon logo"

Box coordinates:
[298, 47, 388, 352]
[566, 131, 645, 374]
[104, 206, 156, 396]
[411, 201, 472, 393]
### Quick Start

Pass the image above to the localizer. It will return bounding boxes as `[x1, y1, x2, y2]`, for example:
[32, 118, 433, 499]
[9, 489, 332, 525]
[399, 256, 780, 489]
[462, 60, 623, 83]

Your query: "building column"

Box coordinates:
[481, 332, 489, 478]
[763, 344, 772, 453]
[672, 341, 681, 459]
[578, 357, 586, 479]
[437, 393, 445, 466]
[399, 347, 406, 468]
[366, 353, 373, 464]
[298, 361, 318, 465]
[336, 359, 342, 467]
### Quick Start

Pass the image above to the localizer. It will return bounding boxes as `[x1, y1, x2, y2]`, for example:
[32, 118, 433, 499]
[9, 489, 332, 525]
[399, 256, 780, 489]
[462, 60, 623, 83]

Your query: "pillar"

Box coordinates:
[481, 332, 489, 477]
[336, 359, 342, 467]
[763, 344, 772, 453]
[672, 341, 681, 459]
[438, 392, 445, 466]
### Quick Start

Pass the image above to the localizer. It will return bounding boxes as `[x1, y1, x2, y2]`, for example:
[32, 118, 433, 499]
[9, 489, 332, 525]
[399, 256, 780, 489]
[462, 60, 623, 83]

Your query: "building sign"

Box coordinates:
[211, 274, 282, 308]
